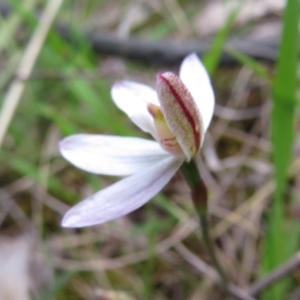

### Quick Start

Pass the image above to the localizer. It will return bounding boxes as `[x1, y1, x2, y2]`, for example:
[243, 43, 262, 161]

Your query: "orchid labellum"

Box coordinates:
[59, 53, 215, 227]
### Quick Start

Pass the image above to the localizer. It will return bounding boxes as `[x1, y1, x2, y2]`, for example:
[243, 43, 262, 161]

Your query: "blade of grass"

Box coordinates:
[224, 47, 272, 82]
[203, 3, 241, 76]
[262, 0, 299, 299]
[0, 0, 36, 52]
[0, 0, 63, 148]
[39, 29, 137, 137]
[38, 271, 74, 300]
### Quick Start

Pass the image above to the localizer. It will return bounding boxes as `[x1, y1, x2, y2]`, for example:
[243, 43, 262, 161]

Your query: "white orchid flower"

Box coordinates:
[59, 53, 215, 228]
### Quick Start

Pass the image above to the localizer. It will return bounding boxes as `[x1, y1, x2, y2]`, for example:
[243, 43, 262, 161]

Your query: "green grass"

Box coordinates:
[262, 1, 300, 299]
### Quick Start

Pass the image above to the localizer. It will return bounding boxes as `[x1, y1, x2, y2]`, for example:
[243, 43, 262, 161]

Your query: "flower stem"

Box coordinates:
[200, 212, 228, 286]
[181, 160, 230, 292]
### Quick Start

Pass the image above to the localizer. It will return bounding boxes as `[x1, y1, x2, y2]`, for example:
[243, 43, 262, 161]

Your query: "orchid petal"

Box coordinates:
[156, 72, 204, 160]
[62, 156, 183, 227]
[179, 53, 215, 132]
[59, 134, 169, 176]
[111, 81, 159, 137]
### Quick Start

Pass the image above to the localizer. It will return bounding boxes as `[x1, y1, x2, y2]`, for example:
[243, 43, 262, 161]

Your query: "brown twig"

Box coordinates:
[176, 243, 257, 300]
[249, 251, 300, 296]
[52, 219, 198, 271]
[88, 32, 278, 65]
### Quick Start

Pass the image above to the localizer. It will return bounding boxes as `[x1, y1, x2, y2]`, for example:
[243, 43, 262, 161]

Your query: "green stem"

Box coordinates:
[200, 213, 228, 286]
[181, 160, 230, 292]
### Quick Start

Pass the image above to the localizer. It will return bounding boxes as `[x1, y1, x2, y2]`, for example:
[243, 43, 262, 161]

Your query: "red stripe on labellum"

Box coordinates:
[159, 74, 200, 152]
[163, 137, 176, 142]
